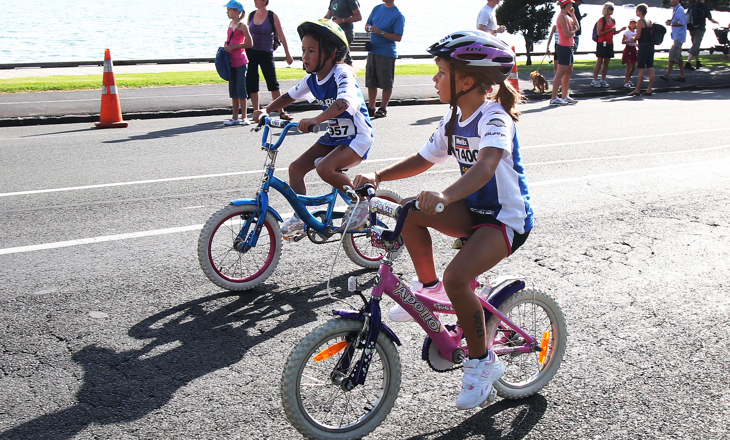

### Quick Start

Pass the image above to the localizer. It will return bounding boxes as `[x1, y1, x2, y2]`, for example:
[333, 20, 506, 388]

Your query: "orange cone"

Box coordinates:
[95, 49, 128, 128]
[508, 46, 520, 94]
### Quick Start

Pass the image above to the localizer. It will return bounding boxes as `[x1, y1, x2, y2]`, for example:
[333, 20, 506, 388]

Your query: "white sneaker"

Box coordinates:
[389, 279, 448, 322]
[281, 214, 305, 239]
[549, 97, 567, 106]
[590, 79, 601, 87]
[600, 80, 610, 88]
[455, 352, 505, 410]
[563, 96, 577, 105]
[240, 119, 251, 126]
[624, 82, 633, 88]
[341, 200, 370, 230]
[223, 119, 241, 126]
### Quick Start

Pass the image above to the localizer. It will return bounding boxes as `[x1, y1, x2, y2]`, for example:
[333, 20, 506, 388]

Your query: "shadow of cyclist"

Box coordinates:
[403, 394, 548, 440]
[0, 271, 369, 440]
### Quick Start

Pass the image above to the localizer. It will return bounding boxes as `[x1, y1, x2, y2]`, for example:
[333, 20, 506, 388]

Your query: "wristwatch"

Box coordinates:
[380, 29, 385, 35]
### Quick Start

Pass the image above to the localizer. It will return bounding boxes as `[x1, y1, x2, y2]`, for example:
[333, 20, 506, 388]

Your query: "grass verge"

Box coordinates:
[0, 55, 726, 93]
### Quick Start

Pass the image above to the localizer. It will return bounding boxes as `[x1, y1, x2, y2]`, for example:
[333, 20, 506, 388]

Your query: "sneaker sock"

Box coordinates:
[422, 279, 439, 289]
[475, 351, 491, 361]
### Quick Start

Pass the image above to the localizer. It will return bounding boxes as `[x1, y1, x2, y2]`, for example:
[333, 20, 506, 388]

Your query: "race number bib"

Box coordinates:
[327, 118, 356, 138]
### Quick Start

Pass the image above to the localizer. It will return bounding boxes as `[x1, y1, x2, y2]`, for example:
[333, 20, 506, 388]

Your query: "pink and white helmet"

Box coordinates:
[427, 30, 515, 83]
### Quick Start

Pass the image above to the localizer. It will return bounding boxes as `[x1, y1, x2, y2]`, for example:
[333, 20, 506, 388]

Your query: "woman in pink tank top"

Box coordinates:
[550, 0, 580, 106]
[223, 1, 254, 126]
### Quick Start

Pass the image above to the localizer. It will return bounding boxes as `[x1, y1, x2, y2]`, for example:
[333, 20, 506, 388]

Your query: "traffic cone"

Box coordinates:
[95, 49, 128, 128]
[508, 46, 520, 94]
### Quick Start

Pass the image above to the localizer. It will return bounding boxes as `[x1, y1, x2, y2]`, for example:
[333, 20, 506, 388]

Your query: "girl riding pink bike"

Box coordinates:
[353, 30, 533, 410]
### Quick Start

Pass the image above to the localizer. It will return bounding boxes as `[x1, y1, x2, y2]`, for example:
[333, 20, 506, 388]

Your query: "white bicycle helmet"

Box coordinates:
[427, 30, 515, 84]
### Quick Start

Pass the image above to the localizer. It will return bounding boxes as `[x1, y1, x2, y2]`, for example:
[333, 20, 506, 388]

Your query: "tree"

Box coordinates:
[495, 0, 555, 65]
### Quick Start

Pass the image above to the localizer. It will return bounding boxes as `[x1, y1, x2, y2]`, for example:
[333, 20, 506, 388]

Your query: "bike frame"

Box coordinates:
[230, 120, 357, 250]
[332, 196, 541, 390]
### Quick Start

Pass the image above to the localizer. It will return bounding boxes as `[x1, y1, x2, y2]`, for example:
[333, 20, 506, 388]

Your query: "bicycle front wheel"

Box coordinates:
[197, 204, 282, 291]
[281, 319, 401, 440]
[486, 288, 567, 400]
[343, 188, 402, 268]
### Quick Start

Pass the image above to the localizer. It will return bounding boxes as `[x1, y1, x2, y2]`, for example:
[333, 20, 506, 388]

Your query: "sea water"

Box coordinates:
[0, 0, 726, 64]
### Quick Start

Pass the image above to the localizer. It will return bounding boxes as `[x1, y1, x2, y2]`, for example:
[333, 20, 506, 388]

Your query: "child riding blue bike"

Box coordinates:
[254, 19, 373, 240]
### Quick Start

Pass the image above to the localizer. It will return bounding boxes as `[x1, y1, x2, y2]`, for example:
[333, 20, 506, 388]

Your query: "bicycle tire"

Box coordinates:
[281, 319, 401, 440]
[486, 288, 567, 399]
[342, 189, 402, 268]
[197, 204, 282, 291]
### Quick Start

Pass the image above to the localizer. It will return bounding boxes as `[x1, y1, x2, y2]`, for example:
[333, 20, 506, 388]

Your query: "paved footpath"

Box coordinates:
[1, 57, 729, 126]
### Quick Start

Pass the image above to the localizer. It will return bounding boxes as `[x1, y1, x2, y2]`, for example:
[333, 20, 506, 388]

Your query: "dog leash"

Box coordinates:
[535, 52, 549, 73]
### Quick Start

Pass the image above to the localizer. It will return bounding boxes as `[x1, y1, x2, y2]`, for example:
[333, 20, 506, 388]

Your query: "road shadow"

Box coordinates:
[404, 394, 548, 440]
[0, 270, 371, 439]
[103, 121, 227, 143]
[411, 116, 443, 126]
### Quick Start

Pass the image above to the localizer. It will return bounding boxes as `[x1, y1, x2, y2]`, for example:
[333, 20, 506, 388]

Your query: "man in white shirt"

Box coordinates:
[476, 0, 506, 34]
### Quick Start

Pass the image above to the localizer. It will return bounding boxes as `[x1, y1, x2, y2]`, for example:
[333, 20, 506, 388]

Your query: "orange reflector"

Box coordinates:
[538, 331, 550, 364]
[313, 341, 348, 362]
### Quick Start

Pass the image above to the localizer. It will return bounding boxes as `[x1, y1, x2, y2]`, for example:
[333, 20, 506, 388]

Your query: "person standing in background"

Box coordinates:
[572, 0, 587, 52]
[550, 0, 580, 106]
[628, 3, 655, 96]
[660, 0, 687, 82]
[591, 2, 626, 88]
[476, 0, 506, 35]
[246, 0, 295, 120]
[325, 0, 362, 65]
[223, 0, 254, 126]
[365, 0, 405, 119]
[685, 0, 719, 70]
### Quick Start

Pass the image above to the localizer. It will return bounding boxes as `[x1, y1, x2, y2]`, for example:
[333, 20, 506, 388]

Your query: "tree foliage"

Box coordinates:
[495, 0, 555, 64]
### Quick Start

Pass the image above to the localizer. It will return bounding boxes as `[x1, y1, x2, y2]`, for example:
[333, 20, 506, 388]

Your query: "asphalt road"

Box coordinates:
[1, 91, 729, 439]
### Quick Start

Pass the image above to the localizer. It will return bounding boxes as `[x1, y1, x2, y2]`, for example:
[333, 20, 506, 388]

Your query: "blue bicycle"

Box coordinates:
[197, 118, 402, 291]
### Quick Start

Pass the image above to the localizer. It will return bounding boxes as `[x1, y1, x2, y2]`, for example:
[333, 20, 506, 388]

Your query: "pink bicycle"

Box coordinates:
[281, 187, 567, 440]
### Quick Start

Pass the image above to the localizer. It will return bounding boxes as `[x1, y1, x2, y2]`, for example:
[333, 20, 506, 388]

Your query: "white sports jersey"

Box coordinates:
[288, 64, 373, 158]
[419, 101, 533, 234]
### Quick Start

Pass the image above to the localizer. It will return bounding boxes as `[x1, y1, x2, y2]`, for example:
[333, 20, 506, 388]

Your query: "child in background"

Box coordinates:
[353, 30, 533, 410]
[223, 1, 254, 126]
[622, 17, 638, 88]
[254, 19, 373, 239]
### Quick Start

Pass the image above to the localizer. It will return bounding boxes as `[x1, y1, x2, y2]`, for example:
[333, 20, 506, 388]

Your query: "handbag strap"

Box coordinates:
[226, 26, 236, 45]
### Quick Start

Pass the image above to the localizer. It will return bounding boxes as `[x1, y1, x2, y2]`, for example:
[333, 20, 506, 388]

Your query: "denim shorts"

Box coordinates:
[556, 44, 574, 66]
[229, 64, 248, 99]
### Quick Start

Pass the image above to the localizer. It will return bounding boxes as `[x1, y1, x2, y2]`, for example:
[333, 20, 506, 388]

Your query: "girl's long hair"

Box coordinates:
[447, 59, 522, 122]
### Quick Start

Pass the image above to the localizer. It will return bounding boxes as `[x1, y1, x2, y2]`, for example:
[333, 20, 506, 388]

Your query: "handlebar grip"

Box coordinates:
[414, 201, 444, 212]
[310, 124, 321, 134]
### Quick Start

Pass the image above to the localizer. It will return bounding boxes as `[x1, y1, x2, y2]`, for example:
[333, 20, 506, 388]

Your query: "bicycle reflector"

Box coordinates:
[538, 331, 550, 365]
[313, 341, 349, 362]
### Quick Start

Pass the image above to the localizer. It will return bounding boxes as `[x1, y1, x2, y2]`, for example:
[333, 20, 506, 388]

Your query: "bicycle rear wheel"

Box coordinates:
[343, 189, 402, 268]
[486, 288, 566, 399]
[197, 204, 282, 290]
[281, 319, 401, 440]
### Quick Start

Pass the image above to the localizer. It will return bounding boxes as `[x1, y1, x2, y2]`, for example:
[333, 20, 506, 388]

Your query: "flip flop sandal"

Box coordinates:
[279, 111, 294, 121]
[374, 107, 387, 118]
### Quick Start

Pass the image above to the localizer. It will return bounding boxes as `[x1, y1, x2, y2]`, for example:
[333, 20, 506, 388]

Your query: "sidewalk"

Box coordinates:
[1, 58, 729, 127]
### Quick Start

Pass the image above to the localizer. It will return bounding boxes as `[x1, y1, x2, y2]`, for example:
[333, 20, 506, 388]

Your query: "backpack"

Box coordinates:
[591, 17, 606, 43]
[248, 10, 281, 51]
[686, 4, 705, 31]
[651, 23, 666, 45]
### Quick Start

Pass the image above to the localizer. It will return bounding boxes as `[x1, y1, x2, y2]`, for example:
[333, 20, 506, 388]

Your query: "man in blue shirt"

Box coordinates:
[365, 0, 405, 118]
[661, 0, 687, 82]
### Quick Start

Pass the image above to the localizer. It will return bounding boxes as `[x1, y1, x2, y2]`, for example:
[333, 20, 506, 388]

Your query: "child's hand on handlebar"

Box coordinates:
[297, 118, 318, 133]
[353, 172, 378, 189]
[253, 110, 268, 123]
[416, 191, 447, 214]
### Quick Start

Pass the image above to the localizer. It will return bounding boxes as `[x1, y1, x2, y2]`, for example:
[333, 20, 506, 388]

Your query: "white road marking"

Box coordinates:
[2, 157, 727, 256]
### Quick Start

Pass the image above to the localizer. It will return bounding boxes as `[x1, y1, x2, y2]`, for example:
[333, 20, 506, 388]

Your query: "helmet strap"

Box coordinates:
[446, 72, 481, 156]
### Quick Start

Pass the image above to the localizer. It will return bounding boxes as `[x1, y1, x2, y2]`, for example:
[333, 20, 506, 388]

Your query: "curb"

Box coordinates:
[0, 97, 444, 128]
